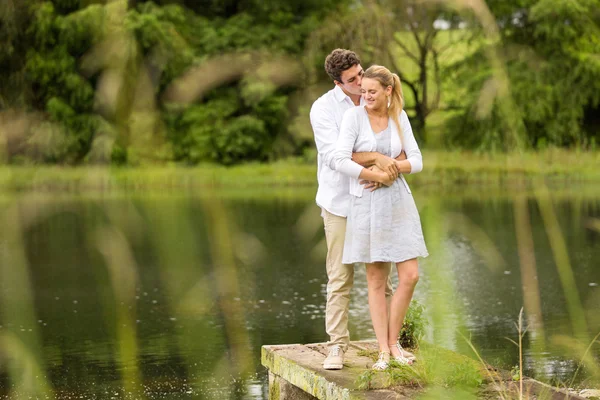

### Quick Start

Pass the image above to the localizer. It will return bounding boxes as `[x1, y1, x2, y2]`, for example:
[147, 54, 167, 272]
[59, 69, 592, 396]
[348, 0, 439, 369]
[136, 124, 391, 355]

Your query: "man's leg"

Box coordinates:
[323, 209, 354, 368]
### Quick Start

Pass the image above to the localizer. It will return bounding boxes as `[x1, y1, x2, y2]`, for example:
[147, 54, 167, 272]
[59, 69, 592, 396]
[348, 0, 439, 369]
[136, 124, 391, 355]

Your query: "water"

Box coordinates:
[0, 187, 599, 399]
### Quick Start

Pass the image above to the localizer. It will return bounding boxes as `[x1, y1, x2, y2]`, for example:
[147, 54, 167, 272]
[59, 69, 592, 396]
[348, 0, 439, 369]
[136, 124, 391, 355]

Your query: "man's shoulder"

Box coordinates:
[310, 87, 338, 113]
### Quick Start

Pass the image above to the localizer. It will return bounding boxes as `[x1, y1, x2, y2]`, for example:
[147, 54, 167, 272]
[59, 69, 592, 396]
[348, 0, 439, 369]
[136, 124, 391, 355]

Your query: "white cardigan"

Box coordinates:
[333, 107, 423, 197]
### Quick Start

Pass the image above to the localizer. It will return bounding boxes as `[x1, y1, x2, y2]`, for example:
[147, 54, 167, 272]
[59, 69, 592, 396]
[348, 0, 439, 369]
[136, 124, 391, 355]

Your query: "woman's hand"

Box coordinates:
[375, 155, 399, 181]
[376, 169, 396, 187]
[394, 159, 412, 174]
[359, 164, 396, 187]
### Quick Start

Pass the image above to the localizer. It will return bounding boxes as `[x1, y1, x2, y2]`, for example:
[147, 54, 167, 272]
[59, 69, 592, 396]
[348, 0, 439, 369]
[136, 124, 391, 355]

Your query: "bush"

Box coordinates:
[398, 299, 425, 349]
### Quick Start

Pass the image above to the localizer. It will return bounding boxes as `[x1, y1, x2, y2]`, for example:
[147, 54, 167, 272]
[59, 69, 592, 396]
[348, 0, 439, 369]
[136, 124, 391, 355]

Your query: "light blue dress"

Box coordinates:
[342, 125, 429, 264]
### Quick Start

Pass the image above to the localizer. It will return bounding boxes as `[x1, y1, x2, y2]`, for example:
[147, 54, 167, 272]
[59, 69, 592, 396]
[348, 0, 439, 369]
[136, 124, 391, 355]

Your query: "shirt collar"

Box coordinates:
[333, 85, 351, 103]
[333, 85, 364, 105]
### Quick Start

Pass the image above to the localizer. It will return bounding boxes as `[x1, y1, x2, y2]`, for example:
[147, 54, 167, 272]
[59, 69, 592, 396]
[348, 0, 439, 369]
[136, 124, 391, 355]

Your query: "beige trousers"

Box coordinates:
[323, 209, 393, 352]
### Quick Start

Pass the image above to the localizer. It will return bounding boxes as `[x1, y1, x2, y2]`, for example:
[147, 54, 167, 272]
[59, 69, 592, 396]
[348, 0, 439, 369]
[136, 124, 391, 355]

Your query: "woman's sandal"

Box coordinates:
[390, 341, 416, 365]
[372, 351, 390, 371]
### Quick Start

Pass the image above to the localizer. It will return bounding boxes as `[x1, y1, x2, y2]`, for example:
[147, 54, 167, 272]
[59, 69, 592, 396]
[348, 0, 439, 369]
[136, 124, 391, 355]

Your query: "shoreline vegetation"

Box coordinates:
[1, 149, 599, 194]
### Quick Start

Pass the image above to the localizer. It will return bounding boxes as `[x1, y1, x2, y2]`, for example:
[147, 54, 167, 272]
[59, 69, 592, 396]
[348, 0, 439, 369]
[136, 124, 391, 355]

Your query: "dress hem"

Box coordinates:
[343, 252, 429, 264]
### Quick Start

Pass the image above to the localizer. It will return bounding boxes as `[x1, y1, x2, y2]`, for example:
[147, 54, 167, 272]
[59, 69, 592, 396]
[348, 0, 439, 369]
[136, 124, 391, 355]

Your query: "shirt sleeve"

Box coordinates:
[401, 111, 423, 174]
[310, 100, 339, 170]
[333, 109, 364, 179]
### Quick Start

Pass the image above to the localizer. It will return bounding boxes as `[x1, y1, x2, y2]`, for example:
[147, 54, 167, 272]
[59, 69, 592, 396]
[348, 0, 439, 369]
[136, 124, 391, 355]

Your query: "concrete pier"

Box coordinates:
[262, 340, 416, 399]
[261, 340, 588, 400]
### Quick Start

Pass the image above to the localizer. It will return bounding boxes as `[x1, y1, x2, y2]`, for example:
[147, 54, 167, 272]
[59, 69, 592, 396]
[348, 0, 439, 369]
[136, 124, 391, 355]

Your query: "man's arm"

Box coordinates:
[358, 150, 407, 191]
[310, 103, 339, 169]
[395, 150, 407, 161]
[352, 152, 379, 167]
[353, 152, 399, 180]
[352, 150, 406, 167]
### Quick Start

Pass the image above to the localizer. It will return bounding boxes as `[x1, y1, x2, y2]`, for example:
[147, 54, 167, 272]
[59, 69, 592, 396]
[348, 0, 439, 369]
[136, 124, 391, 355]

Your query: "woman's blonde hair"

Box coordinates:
[363, 65, 404, 142]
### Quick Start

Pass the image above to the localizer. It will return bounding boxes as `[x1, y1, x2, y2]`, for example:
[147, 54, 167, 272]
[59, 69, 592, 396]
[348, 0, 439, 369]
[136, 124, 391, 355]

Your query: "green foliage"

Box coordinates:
[445, 0, 600, 150]
[125, 3, 194, 88]
[355, 369, 375, 390]
[166, 88, 287, 165]
[21, 1, 100, 162]
[511, 364, 521, 381]
[399, 299, 426, 349]
[111, 143, 128, 165]
[0, 0, 328, 165]
[355, 343, 484, 391]
[2, 0, 599, 164]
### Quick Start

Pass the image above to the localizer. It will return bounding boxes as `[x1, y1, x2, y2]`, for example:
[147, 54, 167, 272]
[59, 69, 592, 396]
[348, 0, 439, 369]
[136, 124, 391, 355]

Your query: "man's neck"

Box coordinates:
[340, 86, 361, 106]
[349, 94, 361, 106]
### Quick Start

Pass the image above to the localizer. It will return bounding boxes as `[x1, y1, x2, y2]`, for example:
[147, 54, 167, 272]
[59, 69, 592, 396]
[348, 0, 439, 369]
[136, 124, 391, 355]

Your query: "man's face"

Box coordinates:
[335, 64, 364, 96]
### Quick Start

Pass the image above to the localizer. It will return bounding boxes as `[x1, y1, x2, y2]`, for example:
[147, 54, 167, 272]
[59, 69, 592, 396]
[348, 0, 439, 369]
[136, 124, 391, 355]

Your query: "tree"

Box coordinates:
[307, 0, 466, 143]
[1, 0, 346, 164]
[443, 0, 600, 149]
[0, 0, 37, 108]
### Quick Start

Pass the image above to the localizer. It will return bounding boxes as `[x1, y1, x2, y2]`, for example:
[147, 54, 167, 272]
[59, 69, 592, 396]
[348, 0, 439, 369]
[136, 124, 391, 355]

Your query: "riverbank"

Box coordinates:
[1, 149, 598, 193]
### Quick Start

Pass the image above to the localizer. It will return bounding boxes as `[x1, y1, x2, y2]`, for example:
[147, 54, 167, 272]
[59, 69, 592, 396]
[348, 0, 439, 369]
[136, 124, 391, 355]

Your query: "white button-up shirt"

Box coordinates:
[310, 85, 363, 217]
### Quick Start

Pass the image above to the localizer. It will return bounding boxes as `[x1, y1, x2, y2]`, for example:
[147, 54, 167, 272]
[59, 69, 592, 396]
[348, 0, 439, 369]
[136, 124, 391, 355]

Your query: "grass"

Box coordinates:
[355, 343, 485, 391]
[354, 317, 592, 400]
[0, 149, 599, 194]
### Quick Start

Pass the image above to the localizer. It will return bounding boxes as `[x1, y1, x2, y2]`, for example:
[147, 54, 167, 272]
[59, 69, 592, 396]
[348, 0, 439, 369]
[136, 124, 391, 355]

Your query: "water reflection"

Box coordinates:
[0, 189, 599, 398]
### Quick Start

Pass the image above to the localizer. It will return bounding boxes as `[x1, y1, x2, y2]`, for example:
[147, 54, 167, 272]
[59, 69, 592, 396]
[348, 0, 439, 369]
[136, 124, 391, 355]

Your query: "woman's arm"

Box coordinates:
[394, 111, 423, 174]
[333, 110, 394, 185]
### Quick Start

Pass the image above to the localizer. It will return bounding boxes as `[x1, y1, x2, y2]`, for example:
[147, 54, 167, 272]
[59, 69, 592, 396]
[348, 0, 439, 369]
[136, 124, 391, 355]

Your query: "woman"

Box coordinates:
[333, 65, 428, 370]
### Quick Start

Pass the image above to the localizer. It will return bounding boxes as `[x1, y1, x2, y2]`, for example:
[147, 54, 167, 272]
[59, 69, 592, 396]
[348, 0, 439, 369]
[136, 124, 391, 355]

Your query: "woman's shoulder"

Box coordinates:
[343, 105, 364, 119]
[341, 106, 366, 127]
[399, 109, 409, 120]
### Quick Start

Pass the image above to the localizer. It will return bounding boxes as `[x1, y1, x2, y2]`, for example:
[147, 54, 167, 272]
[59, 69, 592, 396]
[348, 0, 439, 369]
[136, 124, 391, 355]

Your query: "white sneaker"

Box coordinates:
[323, 345, 344, 370]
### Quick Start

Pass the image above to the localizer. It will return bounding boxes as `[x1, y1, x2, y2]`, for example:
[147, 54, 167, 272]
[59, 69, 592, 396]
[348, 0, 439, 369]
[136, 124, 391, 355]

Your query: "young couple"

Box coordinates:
[310, 49, 428, 371]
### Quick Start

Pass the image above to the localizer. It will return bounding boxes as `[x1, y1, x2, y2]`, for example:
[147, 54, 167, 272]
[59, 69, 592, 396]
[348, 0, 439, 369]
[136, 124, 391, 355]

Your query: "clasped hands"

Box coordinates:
[360, 151, 406, 191]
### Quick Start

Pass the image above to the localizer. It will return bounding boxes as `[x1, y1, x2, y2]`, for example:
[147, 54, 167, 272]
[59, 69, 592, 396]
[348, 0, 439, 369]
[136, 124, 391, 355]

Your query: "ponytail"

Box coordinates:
[388, 73, 404, 144]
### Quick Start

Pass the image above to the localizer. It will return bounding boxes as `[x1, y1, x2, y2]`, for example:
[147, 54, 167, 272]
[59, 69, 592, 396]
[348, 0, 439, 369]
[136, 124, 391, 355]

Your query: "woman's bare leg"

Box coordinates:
[366, 262, 391, 354]
[388, 258, 419, 358]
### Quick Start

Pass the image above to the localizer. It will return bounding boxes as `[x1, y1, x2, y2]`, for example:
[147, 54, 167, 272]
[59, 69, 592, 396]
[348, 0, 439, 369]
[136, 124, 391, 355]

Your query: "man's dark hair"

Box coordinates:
[324, 49, 361, 83]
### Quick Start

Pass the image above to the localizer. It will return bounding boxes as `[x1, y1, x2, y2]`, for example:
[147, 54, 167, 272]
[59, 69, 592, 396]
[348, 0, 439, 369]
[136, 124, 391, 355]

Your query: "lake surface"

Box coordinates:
[0, 186, 599, 399]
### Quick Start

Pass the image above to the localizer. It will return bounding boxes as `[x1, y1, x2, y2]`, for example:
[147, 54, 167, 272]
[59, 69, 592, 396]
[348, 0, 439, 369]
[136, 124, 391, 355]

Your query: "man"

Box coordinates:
[310, 49, 405, 370]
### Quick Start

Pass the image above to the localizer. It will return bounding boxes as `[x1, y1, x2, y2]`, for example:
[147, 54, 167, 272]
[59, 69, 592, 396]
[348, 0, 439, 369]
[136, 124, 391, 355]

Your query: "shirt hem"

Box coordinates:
[316, 202, 347, 218]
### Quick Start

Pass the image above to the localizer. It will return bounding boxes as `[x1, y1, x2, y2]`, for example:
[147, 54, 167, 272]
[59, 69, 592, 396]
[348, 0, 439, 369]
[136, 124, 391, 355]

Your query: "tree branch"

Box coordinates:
[398, 71, 420, 106]
[394, 35, 420, 65]
[405, 7, 424, 50]
[423, 22, 438, 52]
[436, 106, 466, 111]
[431, 49, 442, 113]
[436, 29, 471, 55]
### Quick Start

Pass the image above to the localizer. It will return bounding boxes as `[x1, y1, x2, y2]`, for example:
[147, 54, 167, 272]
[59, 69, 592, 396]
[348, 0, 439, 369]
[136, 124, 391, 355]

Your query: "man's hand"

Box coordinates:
[360, 166, 386, 191]
[375, 154, 399, 181]
[380, 174, 396, 187]
[360, 179, 380, 191]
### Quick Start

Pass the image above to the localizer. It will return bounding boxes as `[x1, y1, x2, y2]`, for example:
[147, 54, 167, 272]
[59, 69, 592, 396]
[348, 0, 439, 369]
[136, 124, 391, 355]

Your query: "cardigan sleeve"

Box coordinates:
[401, 111, 423, 174]
[333, 108, 364, 179]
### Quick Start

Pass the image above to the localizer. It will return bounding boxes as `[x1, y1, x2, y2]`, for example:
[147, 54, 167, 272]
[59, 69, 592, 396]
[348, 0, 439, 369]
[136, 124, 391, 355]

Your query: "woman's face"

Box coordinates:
[361, 77, 391, 111]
